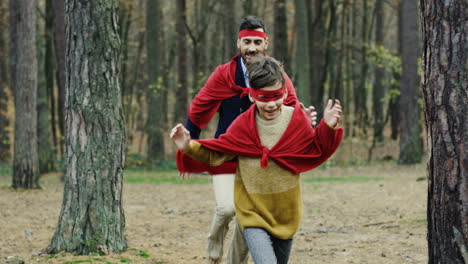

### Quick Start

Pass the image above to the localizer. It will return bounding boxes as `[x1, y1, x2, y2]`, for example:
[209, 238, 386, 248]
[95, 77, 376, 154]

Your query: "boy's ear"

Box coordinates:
[283, 88, 288, 99]
[248, 94, 255, 103]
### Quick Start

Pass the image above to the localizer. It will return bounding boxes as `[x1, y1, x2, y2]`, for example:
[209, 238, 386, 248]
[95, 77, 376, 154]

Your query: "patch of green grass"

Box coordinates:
[399, 218, 427, 225]
[62, 258, 114, 264]
[119, 258, 132, 263]
[127, 248, 152, 259]
[138, 250, 150, 258]
[303, 176, 383, 183]
[124, 175, 210, 185]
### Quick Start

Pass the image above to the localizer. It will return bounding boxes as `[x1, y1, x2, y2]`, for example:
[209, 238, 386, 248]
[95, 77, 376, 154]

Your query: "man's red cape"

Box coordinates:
[188, 54, 298, 130]
[177, 104, 343, 175]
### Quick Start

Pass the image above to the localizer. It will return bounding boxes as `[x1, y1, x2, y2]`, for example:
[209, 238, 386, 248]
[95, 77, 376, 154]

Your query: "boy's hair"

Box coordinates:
[239, 16, 267, 33]
[247, 55, 285, 89]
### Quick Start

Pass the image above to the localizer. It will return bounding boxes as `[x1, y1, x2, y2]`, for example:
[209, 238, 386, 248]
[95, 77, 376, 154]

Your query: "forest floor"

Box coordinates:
[0, 162, 428, 264]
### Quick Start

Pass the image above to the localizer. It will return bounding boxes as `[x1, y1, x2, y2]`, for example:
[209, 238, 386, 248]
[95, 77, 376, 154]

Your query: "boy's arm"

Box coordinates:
[184, 141, 236, 166]
[170, 124, 235, 166]
[314, 99, 343, 150]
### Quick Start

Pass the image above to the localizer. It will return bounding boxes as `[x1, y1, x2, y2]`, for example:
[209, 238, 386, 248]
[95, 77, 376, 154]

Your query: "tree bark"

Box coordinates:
[146, 0, 165, 161]
[308, 0, 326, 117]
[389, 0, 403, 141]
[274, 0, 290, 73]
[398, 0, 422, 164]
[10, 0, 40, 189]
[0, 0, 9, 161]
[243, 0, 255, 16]
[333, 0, 347, 103]
[322, 0, 338, 102]
[224, 0, 237, 60]
[372, 0, 385, 142]
[119, 2, 133, 103]
[37, 0, 56, 173]
[421, 0, 468, 263]
[175, 0, 188, 124]
[355, 0, 370, 135]
[51, 0, 66, 157]
[293, 0, 310, 104]
[47, 0, 127, 254]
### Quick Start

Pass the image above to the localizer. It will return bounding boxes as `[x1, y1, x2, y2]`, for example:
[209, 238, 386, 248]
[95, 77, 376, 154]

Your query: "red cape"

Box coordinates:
[177, 104, 343, 174]
[188, 54, 298, 130]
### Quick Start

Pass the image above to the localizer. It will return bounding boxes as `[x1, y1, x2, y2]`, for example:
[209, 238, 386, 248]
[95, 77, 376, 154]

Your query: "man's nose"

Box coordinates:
[248, 44, 256, 52]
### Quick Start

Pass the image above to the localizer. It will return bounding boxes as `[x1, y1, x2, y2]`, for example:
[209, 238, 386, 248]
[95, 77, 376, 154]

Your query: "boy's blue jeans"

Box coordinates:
[244, 227, 293, 264]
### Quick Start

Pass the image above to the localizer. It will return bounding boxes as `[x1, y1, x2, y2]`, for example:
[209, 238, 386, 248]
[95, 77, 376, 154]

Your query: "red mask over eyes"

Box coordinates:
[249, 87, 286, 102]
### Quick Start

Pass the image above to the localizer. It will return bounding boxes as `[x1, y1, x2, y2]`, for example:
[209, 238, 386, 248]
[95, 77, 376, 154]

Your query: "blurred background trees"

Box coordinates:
[0, 0, 425, 171]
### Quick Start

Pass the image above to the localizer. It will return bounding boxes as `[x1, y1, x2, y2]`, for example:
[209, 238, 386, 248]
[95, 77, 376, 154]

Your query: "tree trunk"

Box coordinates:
[293, 0, 310, 104]
[10, 0, 40, 189]
[274, 0, 290, 73]
[308, 0, 326, 117]
[372, 0, 385, 142]
[119, 2, 133, 102]
[243, 0, 254, 16]
[175, 0, 188, 124]
[343, 0, 352, 137]
[398, 0, 422, 164]
[421, 0, 468, 263]
[51, 0, 66, 157]
[333, 0, 347, 103]
[355, 0, 370, 135]
[37, 0, 56, 173]
[47, 0, 127, 254]
[0, 0, 10, 161]
[389, 0, 402, 141]
[146, 0, 165, 161]
[224, 0, 237, 60]
[322, 0, 337, 102]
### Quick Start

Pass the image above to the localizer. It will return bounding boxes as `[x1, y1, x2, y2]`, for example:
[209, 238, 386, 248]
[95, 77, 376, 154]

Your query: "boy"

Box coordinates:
[171, 56, 343, 263]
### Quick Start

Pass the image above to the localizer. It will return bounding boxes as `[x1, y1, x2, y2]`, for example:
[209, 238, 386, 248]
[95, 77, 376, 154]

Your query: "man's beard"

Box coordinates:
[242, 51, 259, 65]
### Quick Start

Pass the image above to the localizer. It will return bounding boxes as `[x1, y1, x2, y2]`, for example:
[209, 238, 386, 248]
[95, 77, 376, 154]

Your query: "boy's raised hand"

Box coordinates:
[170, 124, 191, 153]
[323, 99, 342, 128]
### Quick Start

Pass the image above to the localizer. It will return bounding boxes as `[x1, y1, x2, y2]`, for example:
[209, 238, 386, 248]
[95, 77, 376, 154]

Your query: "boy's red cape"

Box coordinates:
[188, 54, 298, 130]
[177, 104, 343, 175]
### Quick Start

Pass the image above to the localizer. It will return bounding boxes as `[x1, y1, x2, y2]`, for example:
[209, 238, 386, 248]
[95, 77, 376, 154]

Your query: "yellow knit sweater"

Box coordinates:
[184, 105, 302, 239]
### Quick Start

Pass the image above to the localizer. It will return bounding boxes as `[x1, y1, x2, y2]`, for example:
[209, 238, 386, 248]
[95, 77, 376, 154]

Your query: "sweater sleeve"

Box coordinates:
[183, 140, 236, 166]
[314, 120, 343, 154]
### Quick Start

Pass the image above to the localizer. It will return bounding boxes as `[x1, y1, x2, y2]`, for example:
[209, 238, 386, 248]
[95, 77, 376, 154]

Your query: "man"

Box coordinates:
[185, 16, 316, 264]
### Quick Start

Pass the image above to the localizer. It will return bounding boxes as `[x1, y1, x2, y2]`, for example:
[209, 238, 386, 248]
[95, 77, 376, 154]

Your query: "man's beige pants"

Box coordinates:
[207, 174, 249, 264]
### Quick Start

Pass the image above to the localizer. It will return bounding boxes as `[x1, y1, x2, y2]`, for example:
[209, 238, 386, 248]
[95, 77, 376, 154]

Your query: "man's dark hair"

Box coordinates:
[247, 54, 285, 89]
[239, 16, 267, 33]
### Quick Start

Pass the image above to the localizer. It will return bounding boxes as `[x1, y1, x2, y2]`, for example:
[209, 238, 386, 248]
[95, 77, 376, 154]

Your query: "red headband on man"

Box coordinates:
[249, 87, 285, 102]
[238, 29, 267, 39]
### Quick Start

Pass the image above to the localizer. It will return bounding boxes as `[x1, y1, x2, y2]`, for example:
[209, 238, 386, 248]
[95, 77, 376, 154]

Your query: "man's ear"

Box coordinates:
[248, 94, 255, 103]
[283, 88, 288, 99]
[264, 37, 270, 50]
[237, 39, 241, 50]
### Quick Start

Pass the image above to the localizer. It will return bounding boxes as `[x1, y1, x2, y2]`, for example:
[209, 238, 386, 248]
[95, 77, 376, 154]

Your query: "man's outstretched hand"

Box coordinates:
[301, 103, 318, 126]
[323, 99, 342, 128]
